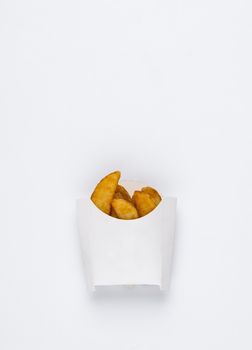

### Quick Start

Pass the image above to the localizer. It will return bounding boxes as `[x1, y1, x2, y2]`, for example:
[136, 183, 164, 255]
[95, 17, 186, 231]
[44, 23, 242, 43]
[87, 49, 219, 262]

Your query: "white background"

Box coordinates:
[1, 0, 252, 349]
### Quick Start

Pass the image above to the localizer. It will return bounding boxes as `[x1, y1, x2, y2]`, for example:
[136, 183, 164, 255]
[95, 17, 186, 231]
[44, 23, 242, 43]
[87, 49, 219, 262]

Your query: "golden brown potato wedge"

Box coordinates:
[91, 171, 121, 214]
[132, 191, 156, 217]
[141, 186, 162, 206]
[110, 208, 118, 218]
[114, 184, 132, 202]
[111, 199, 138, 220]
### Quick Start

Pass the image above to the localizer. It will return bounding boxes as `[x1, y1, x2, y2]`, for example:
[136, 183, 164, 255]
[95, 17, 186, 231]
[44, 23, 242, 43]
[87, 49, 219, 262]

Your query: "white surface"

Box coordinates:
[1, 0, 252, 349]
[77, 194, 176, 290]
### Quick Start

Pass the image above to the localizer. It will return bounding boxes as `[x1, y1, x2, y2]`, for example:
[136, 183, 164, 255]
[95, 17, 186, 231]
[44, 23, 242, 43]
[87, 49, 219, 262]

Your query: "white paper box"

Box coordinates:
[77, 181, 176, 292]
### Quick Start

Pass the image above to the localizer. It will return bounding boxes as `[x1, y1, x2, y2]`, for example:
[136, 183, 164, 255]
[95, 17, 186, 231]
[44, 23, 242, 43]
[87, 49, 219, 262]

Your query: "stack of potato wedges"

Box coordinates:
[91, 171, 162, 220]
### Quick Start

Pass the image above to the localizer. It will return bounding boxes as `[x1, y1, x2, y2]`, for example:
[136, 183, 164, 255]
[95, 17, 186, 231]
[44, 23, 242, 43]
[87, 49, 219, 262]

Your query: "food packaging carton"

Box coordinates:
[77, 181, 176, 291]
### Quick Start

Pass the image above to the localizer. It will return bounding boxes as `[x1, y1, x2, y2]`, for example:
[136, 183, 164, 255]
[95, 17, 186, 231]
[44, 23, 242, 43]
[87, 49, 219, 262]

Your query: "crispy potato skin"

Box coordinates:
[141, 187, 162, 206]
[110, 208, 118, 218]
[132, 191, 156, 217]
[114, 184, 132, 202]
[111, 199, 138, 220]
[91, 171, 121, 214]
[91, 171, 161, 219]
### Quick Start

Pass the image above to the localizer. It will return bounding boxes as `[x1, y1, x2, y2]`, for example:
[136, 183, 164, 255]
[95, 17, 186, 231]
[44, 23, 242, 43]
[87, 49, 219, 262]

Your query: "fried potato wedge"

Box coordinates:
[114, 184, 132, 202]
[141, 186, 162, 206]
[132, 191, 157, 217]
[91, 171, 121, 214]
[110, 208, 118, 218]
[111, 199, 138, 220]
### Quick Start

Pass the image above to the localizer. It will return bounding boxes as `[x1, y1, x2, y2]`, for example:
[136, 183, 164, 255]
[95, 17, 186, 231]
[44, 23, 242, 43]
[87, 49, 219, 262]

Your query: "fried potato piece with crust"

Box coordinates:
[132, 191, 157, 217]
[111, 185, 132, 218]
[91, 171, 121, 214]
[114, 184, 132, 202]
[141, 187, 162, 206]
[110, 208, 118, 218]
[111, 199, 138, 220]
